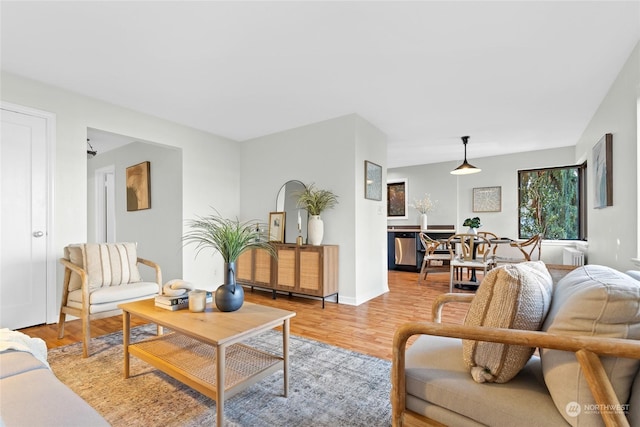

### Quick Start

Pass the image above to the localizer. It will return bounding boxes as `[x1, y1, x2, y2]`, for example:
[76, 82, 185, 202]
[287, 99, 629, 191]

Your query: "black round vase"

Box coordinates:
[214, 262, 244, 312]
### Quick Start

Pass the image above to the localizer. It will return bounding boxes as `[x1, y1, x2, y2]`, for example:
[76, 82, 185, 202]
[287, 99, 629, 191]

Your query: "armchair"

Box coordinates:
[57, 242, 162, 357]
[493, 233, 543, 264]
[391, 264, 640, 427]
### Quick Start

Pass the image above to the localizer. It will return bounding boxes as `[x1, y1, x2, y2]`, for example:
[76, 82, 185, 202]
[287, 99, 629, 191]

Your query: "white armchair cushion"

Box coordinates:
[67, 282, 158, 313]
[541, 265, 640, 426]
[462, 261, 553, 383]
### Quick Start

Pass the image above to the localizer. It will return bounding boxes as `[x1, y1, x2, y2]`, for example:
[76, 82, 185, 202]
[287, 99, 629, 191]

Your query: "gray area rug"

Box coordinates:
[47, 325, 392, 426]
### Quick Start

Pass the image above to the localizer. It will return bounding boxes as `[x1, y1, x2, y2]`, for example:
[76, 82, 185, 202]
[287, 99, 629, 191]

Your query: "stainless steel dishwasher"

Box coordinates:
[394, 232, 417, 267]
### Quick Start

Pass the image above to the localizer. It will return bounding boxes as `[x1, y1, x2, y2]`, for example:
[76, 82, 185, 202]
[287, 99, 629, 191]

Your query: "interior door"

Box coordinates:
[1, 108, 48, 329]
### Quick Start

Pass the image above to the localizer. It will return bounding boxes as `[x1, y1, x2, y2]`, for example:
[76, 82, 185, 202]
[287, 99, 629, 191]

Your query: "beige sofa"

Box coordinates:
[392, 263, 640, 427]
[0, 331, 108, 426]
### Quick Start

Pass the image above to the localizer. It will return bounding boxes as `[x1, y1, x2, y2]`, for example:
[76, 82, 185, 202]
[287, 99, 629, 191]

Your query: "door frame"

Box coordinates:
[1, 101, 57, 324]
[94, 165, 116, 243]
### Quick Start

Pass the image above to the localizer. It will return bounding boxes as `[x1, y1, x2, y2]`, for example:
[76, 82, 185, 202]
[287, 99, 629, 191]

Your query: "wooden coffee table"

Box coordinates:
[118, 299, 296, 426]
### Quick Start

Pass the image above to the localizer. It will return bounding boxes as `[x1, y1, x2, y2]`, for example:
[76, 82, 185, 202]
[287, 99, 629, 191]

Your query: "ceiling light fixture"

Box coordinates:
[450, 135, 481, 175]
[87, 138, 97, 159]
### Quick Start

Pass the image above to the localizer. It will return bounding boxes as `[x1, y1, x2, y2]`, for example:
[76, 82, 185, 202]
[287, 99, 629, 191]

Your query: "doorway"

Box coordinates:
[94, 165, 116, 243]
[1, 102, 56, 329]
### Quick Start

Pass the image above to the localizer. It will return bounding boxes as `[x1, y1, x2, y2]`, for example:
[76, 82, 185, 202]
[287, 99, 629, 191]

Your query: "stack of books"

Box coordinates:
[154, 291, 213, 311]
[154, 294, 189, 311]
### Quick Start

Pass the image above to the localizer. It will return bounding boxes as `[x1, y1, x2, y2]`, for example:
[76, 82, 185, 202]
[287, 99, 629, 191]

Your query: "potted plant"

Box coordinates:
[296, 183, 338, 245]
[183, 209, 275, 312]
[463, 216, 482, 234]
[410, 193, 437, 231]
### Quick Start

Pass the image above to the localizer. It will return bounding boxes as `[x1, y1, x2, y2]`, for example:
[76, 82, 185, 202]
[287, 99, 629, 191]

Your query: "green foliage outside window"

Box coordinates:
[518, 167, 581, 240]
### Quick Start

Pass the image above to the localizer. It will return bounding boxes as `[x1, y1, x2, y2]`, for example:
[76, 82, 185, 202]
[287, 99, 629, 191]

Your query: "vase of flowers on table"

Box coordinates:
[410, 193, 437, 231]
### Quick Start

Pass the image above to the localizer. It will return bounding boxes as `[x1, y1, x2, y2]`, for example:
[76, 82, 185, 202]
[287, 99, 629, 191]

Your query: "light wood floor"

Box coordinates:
[19, 270, 472, 361]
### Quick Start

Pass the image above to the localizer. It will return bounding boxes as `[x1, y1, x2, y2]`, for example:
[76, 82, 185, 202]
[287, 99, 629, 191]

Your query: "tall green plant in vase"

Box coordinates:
[296, 184, 338, 245]
[183, 209, 275, 312]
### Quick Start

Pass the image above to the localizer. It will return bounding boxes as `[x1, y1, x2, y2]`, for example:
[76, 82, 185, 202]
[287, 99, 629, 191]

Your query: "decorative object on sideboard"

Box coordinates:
[410, 193, 437, 231]
[451, 136, 481, 175]
[183, 209, 275, 312]
[126, 161, 151, 211]
[364, 160, 383, 201]
[463, 216, 482, 234]
[275, 180, 307, 243]
[268, 211, 285, 243]
[593, 133, 613, 208]
[296, 183, 338, 246]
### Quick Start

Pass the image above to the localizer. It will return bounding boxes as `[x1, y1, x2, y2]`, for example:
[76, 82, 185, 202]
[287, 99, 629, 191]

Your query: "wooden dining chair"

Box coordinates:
[418, 233, 452, 283]
[446, 233, 494, 292]
[493, 233, 543, 264]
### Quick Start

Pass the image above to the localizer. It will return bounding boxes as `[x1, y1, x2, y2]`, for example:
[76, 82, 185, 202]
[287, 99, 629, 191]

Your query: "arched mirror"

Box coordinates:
[276, 180, 307, 244]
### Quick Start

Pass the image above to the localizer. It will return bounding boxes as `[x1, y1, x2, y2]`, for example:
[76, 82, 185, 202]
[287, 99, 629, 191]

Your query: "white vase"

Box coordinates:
[467, 227, 477, 235]
[420, 214, 428, 231]
[308, 215, 324, 245]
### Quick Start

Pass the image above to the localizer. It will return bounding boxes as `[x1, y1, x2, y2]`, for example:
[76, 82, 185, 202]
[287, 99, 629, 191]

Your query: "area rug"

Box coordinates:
[47, 325, 392, 426]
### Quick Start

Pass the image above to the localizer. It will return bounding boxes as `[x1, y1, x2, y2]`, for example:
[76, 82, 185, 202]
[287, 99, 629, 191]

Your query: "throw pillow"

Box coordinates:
[541, 265, 640, 427]
[82, 242, 142, 289]
[462, 261, 553, 383]
[64, 244, 85, 291]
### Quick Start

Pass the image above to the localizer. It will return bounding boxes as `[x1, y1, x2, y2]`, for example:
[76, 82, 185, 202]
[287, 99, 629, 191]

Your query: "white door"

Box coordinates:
[1, 108, 49, 329]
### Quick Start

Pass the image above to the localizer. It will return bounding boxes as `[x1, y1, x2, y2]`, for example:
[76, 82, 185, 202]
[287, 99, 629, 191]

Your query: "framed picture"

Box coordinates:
[126, 161, 151, 211]
[268, 211, 286, 242]
[364, 160, 382, 201]
[387, 179, 408, 218]
[593, 133, 613, 208]
[473, 186, 501, 212]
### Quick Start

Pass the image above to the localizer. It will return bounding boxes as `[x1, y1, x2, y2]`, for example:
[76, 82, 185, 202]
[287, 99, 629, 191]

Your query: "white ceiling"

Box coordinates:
[2, 1, 639, 168]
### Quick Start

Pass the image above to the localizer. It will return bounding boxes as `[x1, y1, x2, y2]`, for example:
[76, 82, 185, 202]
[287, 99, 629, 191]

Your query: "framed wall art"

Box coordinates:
[126, 161, 151, 211]
[593, 133, 613, 208]
[473, 186, 501, 212]
[364, 160, 382, 201]
[387, 179, 408, 219]
[268, 211, 286, 242]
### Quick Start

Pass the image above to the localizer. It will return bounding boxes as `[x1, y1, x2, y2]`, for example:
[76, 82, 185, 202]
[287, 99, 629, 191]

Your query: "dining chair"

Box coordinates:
[418, 233, 452, 283]
[493, 233, 543, 264]
[446, 233, 494, 292]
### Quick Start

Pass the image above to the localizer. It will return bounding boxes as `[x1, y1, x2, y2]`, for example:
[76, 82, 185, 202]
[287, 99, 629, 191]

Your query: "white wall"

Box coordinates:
[240, 114, 388, 305]
[87, 140, 183, 283]
[1, 72, 241, 311]
[575, 42, 639, 270]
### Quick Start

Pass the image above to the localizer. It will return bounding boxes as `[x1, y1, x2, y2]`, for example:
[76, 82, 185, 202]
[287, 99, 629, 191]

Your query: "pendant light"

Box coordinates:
[87, 138, 97, 159]
[450, 136, 481, 175]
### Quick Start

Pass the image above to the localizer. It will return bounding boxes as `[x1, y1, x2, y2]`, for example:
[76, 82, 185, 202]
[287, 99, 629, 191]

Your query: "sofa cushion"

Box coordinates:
[541, 265, 640, 427]
[462, 261, 553, 383]
[406, 334, 568, 426]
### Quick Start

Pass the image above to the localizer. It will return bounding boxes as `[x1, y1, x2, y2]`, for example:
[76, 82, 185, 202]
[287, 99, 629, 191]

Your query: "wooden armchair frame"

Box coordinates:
[391, 293, 640, 427]
[57, 257, 162, 358]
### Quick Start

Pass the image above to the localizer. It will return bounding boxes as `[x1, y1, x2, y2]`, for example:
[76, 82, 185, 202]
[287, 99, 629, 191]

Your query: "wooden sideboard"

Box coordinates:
[237, 244, 339, 308]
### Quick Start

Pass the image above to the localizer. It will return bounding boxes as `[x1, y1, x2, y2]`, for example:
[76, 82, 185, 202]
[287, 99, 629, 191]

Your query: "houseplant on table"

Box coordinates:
[410, 193, 437, 231]
[296, 183, 338, 245]
[463, 216, 482, 234]
[183, 209, 275, 312]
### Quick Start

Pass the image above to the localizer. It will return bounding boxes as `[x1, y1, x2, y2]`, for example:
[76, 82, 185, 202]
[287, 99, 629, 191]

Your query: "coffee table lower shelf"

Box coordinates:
[128, 333, 283, 401]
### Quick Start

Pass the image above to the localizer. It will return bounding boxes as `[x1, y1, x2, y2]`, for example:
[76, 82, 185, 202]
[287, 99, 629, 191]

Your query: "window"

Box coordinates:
[518, 163, 586, 240]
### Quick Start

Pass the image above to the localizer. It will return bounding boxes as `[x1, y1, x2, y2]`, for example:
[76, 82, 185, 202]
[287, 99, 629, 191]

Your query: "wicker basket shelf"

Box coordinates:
[129, 332, 283, 400]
